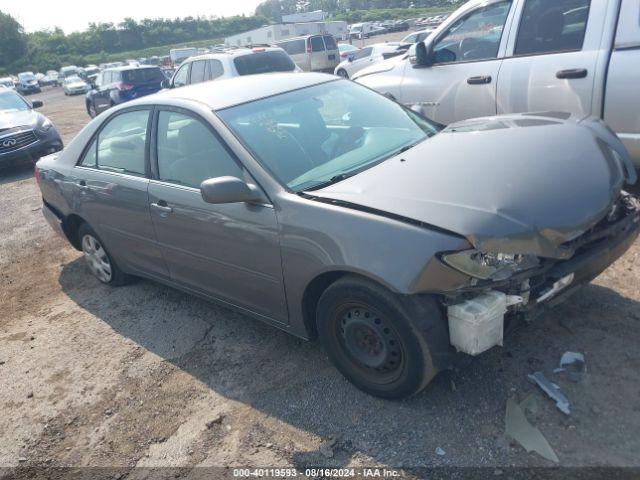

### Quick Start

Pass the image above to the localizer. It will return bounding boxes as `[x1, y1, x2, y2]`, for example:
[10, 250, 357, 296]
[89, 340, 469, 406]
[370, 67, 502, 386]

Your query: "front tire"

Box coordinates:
[78, 223, 130, 286]
[317, 275, 439, 398]
[87, 101, 97, 118]
[336, 69, 349, 78]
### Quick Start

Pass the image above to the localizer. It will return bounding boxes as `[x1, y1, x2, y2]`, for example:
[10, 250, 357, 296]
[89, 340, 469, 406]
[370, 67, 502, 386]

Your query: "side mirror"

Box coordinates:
[200, 176, 262, 204]
[32, 100, 43, 109]
[161, 79, 170, 89]
[347, 55, 354, 62]
[415, 40, 434, 67]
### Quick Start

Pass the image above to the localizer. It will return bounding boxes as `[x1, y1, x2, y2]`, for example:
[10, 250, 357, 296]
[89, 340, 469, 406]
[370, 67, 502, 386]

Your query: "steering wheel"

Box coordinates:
[459, 37, 480, 59]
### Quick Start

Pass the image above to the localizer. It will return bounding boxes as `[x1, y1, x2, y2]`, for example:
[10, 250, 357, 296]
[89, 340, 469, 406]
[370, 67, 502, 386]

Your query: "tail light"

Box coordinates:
[34, 165, 41, 186]
[252, 47, 265, 52]
[306, 40, 312, 54]
[115, 82, 135, 91]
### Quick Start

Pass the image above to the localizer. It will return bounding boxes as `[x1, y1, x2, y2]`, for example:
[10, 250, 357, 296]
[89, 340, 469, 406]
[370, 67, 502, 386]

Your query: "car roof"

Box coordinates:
[153, 72, 337, 111]
[186, 46, 285, 62]
[104, 65, 160, 72]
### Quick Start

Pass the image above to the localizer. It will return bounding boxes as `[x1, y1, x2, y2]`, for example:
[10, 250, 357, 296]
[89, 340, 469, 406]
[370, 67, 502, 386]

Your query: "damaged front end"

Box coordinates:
[440, 192, 640, 356]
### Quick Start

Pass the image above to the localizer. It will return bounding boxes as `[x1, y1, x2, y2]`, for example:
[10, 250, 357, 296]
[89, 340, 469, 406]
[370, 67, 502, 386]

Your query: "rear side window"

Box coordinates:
[233, 51, 296, 75]
[121, 68, 164, 83]
[352, 47, 373, 60]
[80, 110, 149, 176]
[207, 59, 224, 80]
[515, 0, 591, 55]
[323, 35, 337, 50]
[310, 36, 325, 52]
[189, 60, 206, 84]
[156, 111, 243, 188]
[279, 39, 305, 55]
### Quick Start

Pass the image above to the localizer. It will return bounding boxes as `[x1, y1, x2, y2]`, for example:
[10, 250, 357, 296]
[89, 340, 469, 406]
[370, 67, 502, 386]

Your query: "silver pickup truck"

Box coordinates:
[355, 0, 640, 171]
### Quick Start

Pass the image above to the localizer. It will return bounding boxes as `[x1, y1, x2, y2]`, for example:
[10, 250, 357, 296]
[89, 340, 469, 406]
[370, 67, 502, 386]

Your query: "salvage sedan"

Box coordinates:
[36, 73, 639, 398]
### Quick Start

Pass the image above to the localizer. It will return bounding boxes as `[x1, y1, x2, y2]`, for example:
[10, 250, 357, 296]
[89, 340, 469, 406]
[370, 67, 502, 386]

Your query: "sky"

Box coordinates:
[2, 0, 265, 33]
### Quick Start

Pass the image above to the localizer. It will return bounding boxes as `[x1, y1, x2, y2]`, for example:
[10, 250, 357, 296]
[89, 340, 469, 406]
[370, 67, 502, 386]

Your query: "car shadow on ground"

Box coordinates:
[0, 163, 35, 185]
[58, 256, 640, 467]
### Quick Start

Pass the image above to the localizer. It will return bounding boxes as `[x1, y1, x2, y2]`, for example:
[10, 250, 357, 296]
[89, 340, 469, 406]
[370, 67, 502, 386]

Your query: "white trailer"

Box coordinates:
[225, 21, 348, 47]
[169, 47, 198, 65]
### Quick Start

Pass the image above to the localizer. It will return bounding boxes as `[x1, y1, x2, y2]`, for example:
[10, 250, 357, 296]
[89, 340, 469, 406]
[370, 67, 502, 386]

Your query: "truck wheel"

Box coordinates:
[336, 69, 349, 78]
[316, 275, 439, 398]
[78, 223, 131, 286]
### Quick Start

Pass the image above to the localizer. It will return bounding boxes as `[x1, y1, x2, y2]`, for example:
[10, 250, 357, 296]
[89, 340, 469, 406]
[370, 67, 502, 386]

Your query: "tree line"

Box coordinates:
[0, 0, 460, 75]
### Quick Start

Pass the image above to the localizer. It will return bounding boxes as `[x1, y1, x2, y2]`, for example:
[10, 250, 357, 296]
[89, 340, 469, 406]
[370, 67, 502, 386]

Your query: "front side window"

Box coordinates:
[172, 64, 190, 87]
[514, 0, 590, 55]
[189, 61, 207, 84]
[81, 110, 149, 176]
[218, 80, 439, 192]
[156, 111, 243, 188]
[433, 1, 512, 63]
[352, 47, 373, 61]
[310, 36, 325, 52]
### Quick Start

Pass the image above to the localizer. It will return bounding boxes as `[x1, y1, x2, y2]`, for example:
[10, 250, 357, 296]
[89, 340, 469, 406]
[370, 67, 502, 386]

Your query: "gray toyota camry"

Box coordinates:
[36, 73, 639, 398]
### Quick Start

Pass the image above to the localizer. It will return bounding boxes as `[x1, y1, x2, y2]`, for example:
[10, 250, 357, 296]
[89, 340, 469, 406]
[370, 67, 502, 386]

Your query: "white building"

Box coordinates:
[224, 21, 348, 47]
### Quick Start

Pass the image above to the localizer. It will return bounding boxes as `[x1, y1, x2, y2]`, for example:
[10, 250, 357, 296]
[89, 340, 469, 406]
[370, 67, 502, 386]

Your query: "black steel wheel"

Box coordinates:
[317, 275, 440, 398]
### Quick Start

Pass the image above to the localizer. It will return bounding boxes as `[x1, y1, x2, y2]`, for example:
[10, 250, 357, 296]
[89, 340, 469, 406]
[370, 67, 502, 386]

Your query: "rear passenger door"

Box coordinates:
[497, 0, 604, 117]
[74, 108, 169, 278]
[147, 108, 288, 322]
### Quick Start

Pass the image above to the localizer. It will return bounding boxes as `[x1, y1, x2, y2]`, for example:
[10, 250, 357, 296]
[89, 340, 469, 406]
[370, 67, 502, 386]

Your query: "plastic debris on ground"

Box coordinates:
[505, 398, 559, 463]
[528, 371, 571, 415]
[435, 447, 446, 456]
[559, 351, 586, 382]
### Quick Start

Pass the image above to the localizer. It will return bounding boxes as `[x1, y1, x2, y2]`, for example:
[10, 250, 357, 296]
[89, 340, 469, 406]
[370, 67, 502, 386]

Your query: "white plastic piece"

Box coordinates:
[447, 290, 506, 356]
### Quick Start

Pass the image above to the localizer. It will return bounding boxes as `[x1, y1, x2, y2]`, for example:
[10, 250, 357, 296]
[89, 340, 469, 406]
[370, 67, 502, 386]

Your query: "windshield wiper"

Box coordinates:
[303, 172, 354, 192]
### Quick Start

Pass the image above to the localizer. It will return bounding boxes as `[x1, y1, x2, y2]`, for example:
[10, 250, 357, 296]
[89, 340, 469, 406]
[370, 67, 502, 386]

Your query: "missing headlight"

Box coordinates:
[442, 250, 539, 281]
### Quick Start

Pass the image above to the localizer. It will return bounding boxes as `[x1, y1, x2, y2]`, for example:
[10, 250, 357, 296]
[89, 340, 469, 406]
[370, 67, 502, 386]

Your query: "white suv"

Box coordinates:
[167, 46, 300, 89]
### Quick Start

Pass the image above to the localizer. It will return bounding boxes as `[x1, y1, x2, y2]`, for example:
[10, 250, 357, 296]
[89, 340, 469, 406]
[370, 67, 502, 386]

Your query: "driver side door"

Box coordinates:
[400, 0, 516, 125]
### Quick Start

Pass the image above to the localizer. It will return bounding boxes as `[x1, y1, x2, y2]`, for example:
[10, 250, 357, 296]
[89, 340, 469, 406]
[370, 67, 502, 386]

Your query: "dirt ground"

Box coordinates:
[1, 81, 640, 478]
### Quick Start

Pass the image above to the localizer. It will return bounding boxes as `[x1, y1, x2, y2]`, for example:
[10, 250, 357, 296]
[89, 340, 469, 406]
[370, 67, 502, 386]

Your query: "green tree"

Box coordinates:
[0, 11, 27, 67]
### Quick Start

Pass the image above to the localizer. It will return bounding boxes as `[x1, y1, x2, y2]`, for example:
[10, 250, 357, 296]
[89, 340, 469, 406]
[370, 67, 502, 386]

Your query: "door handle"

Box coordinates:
[77, 180, 89, 191]
[150, 201, 173, 215]
[467, 75, 492, 85]
[556, 68, 588, 79]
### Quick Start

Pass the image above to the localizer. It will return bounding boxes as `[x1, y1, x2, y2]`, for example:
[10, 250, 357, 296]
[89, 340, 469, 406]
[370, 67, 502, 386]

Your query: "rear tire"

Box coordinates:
[77, 223, 131, 286]
[87, 101, 97, 118]
[316, 275, 439, 398]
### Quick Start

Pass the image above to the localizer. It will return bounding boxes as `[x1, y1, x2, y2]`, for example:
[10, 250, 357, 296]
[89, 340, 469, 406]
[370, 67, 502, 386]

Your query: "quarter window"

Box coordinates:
[207, 59, 224, 80]
[514, 0, 591, 55]
[432, 1, 512, 63]
[156, 111, 243, 188]
[80, 110, 149, 176]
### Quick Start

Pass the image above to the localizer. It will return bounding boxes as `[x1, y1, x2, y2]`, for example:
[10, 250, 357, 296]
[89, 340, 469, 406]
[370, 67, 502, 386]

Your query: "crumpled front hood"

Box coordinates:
[0, 110, 38, 131]
[311, 113, 636, 259]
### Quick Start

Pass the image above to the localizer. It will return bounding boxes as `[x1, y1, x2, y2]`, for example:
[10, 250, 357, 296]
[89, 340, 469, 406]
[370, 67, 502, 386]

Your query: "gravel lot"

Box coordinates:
[1, 81, 640, 477]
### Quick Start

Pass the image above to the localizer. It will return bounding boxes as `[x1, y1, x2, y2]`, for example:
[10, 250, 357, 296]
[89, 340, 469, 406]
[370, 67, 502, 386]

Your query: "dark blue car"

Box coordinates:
[85, 66, 165, 117]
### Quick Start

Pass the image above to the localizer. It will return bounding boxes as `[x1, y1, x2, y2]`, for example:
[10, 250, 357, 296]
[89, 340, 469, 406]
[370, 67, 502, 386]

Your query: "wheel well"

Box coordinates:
[62, 214, 86, 250]
[301, 271, 348, 339]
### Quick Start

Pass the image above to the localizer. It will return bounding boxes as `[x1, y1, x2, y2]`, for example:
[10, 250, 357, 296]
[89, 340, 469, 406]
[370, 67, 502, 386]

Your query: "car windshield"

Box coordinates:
[218, 79, 439, 192]
[66, 76, 83, 83]
[0, 91, 30, 112]
[19, 74, 36, 81]
[233, 51, 296, 75]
